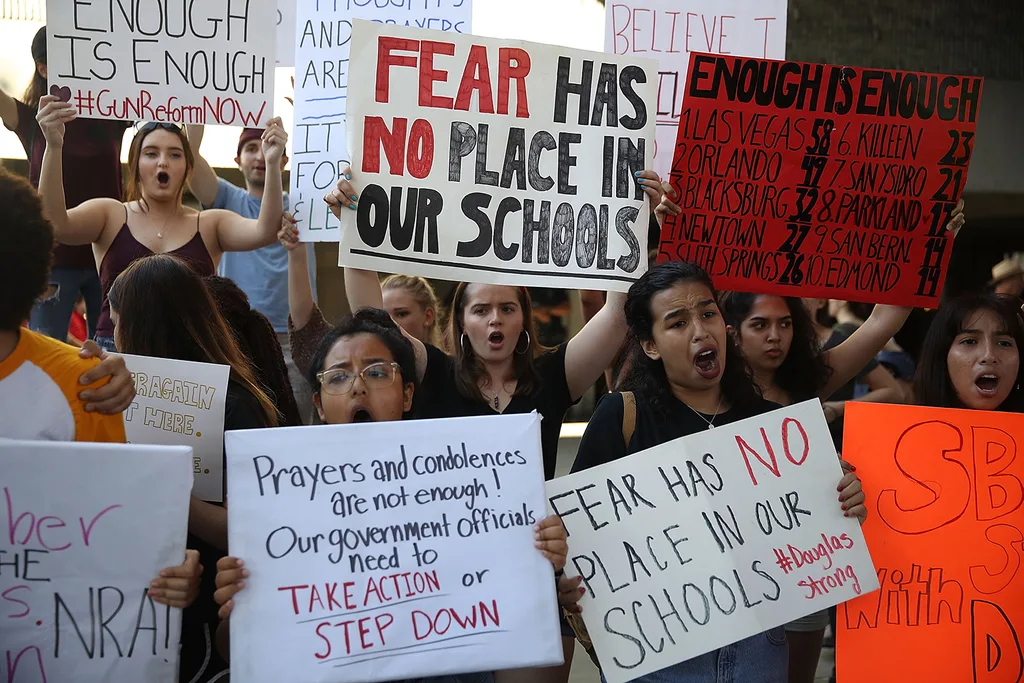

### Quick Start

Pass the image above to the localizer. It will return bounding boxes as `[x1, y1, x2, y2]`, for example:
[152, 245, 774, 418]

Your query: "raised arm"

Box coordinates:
[564, 291, 627, 401]
[279, 214, 315, 329]
[0, 87, 19, 131]
[185, 124, 220, 207]
[823, 364, 903, 424]
[214, 118, 286, 252]
[36, 95, 113, 244]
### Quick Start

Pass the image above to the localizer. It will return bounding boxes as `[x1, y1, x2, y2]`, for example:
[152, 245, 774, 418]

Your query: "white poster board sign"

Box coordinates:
[605, 0, 788, 178]
[291, 0, 471, 240]
[45, 0, 277, 125]
[0, 439, 192, 683]
[225, 413, 562, 683]
[277, 0, 297, 67]
[122, 354, 230, 503]
[338, 21, 657, 292]
[545, 400, 877, 683]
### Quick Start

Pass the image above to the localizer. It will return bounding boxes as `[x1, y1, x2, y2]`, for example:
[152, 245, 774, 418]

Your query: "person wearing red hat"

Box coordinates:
[186, 124, 317, 423]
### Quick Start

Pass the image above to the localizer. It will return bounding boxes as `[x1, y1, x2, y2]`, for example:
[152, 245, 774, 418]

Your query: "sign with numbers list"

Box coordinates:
[657, 53, 983, 307]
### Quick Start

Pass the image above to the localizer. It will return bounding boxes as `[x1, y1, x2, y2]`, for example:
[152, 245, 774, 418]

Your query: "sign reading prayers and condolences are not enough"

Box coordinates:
[605, 0, 788, 178]
[657, 53, 983, 307]
[839, 403, 1024, 683]
[45, 0, 277, 125]
[545, 400, 878, 683]
[121, 354, 230, 503]
[338, 21, 658, 291]
[0, 440, 192, 683]
[290, 0, 471, 239]
[224, 413, 563, 683]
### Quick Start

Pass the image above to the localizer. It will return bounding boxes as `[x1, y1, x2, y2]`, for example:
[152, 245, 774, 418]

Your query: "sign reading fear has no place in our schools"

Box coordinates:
[338, 21, 658, 292]
[840, 403, 1024, 683]
[658, 53, 983, 307]
[605, 0, 788, 179]
[45, 0, 277, 125]
[225, 413, 563, 683]
[546, 400, 877, 683]
[0, 440, 192, 683]
[291, 0, 471, 240]
[121, 354, 230, 503]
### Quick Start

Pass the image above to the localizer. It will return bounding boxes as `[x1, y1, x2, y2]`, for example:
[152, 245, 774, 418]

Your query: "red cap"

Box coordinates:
[236, 128, 263, 157]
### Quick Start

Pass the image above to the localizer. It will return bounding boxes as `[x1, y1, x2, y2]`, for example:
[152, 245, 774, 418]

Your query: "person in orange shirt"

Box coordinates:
[0, 166, 201, 609]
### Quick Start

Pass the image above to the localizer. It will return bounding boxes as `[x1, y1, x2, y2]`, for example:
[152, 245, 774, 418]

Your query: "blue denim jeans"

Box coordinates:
[602, 628, 788, 683]
[95, 336, 117, 353]
[29, 266, 102, 341]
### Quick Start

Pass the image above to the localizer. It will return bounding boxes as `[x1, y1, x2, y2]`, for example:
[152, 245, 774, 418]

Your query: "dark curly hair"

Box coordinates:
[0, 168, 54, 331]
[618, 262, 761, 419]
[718, 292, 832, 402]
[307, 308, 419, 418]
[916, 293, 1024, 411]
[205, 275, 303, 427]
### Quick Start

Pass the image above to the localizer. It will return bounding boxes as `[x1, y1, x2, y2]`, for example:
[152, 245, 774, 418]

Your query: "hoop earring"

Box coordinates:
[515, 331, 531, 355]
[460, 333, 470, 352]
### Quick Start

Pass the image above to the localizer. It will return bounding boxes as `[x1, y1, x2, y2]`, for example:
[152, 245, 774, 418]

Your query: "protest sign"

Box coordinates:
[121, 354, 230, 503]
[45, 0, 277, 125]
[225, 413, 563, 683]
[605, 0, 787, 178]
[657, 54, 983, 307]
[839, 403, 1024, 683]
[0, 439, 192, 683]
[277, 0, 297, 66]
[291, 0, 471, 240]
[337, 21, 658, 291]
[547, 400, 876, 683]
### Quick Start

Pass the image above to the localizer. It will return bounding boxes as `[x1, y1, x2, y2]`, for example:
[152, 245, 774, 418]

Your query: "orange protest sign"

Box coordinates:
[839, 402, 1024, 683]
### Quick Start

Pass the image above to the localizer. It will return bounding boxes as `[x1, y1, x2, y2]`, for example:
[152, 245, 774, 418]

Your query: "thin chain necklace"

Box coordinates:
[482, 381, 516, 410]
[685, 396, 723, 429]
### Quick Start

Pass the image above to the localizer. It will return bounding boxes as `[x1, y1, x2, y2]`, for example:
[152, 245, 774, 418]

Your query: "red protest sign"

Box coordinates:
[657, 53, 983, 306]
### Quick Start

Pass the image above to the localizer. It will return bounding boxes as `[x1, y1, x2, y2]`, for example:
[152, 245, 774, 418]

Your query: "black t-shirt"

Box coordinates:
[572, 392, 780, 471]
[179, 382, 268, 683]
[418, 343, 574, 480]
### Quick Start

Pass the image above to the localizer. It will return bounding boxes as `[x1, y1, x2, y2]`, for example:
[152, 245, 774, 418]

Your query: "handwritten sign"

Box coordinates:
[45, 0, 277, 125]
[0, 439, 192, 683]
[121, 354, 230, 503]
[605, 0, 787, 178]
[277, 0, 297, 67]
[839, 403, 1024, 682]
[657, 54, 983, 307]
[290, 0, 471, 240]
[225, 413, 563, 683]
[546, 400, 877, 683]
[337, 21, 658, 291]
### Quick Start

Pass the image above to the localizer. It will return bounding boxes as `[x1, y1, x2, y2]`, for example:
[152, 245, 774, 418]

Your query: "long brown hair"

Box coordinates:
[23, 27, 46, 109]
[125, 124, 195, 207]
[445, 283, 550, 402]
[108, 254, 280, 426]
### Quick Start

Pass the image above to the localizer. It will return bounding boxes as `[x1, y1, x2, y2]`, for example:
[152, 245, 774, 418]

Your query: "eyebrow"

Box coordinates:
[663, 299, 715, 321]
[958, 328, 1012, 336]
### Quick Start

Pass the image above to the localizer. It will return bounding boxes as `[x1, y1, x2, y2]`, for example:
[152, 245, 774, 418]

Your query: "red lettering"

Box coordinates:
[278, 584, 308, 615]
[5, 646, 46, 681]
[455, 45, 494, 114]
[5, 488, 34, 545]
[736, 428, 781, 486]
[308, 584, 326, 613]
[2, 585, 31, 618]
[418, 40, 455, 109]
[375, 613, 393, 645]
[79, 504, 121, 546]
[36, 516, 70, 552]
[968, 524, 1024, 594]
[972, 600, 1024, 682]
[407, 120, 434, 179]
[782, 417, 809, 466]
[343, 581, 356, 610]
[972, 426, 1023, 521]
[314, 621, 332, 659]
[363, 116, 408, 175]
[326, 582, 346, 612]
[376, 36, 419, 104]
[610, 3, 630, 54]
[632, 8, 650, 52]
[497, 48, 530, 118]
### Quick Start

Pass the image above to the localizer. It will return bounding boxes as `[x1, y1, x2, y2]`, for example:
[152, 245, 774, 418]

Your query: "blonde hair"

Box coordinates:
[381, 274, 441, 345]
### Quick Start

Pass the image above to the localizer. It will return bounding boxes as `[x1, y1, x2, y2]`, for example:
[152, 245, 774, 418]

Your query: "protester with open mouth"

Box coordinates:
[915, 293, 1024, 413]
[569, 261, 869, 683]
[210, 307, 579, 683]
[34, 94, 289, 352]
[107, 253, 280, 683]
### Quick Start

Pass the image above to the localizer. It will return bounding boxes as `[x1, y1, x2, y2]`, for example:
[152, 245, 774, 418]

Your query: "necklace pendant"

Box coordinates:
[494, 396, 499, 409]
[156, 232, 163, 238]
[708, 424, 715, 429]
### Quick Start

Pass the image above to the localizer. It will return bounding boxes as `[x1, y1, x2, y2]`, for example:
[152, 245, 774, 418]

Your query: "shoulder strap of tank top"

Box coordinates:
[123, 203, 129, 226]
[621, 391, 636, 448]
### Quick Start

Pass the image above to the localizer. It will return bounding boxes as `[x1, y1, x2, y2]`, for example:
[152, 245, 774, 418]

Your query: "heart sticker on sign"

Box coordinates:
[49, 84, 72, 103]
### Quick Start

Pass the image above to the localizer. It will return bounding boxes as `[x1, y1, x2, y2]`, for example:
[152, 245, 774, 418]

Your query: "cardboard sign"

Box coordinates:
[839, 403, 1024, 683]
[121, 354, 230, 503]
[290, 0, 471, 240]
[657, 54, 983, 307]
[45, 0, 277, 125]
[605, 0, 788, 178]
[546, 400, 877, 683]
[277, 0, 297, 67]
[0, 439, 192, 683]
[338, 21, 658, 291]
[225, 413, 563, 683]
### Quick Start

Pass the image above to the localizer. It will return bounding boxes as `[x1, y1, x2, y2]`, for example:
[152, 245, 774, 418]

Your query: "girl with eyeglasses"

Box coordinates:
[35, 95, 289, 352]
[211, 307, 577, 683]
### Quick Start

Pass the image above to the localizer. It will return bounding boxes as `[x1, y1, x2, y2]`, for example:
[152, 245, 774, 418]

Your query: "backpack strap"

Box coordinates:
[621, 391, 636, 448]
